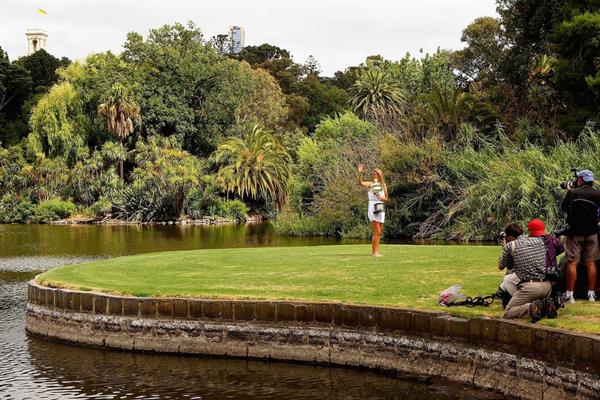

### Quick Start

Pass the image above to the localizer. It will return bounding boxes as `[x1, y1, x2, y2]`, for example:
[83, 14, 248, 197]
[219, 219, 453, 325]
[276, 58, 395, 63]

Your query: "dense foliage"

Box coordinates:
[4, 3, 600, 238]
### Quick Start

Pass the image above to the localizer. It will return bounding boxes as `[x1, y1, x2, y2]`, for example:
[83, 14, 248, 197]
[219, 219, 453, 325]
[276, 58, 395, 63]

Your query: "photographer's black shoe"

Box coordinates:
[543, 299, 557, 319]
[529, 300, 546, 323]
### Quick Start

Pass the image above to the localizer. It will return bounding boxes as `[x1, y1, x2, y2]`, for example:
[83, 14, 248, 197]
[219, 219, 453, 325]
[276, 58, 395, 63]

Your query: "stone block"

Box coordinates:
[513, 326, 532, 352]
[55, 290, 65, 309]
[234, 302, 255, 321]
[173, 299, 188, 319]
[375, 308, 397, 332]
[66, 292, 81, 312]
[202, 301, 221, 319]
[158, 300, 173, 318]
[548, 332, 572, 364]
[480, 318, 497, 342]
[592, 339, 600, 374]
[35, 286, 44, 305]
[256, 302, 275, 322]
[80, 292, 94, 313]
[189, 301, 204, 319]
[314, 304, 333, 324]
[108, 298, 123, 315]
[50, 289, 58, 308]
[395, 310, 412, 332]
[36, 287, 45, 306]
[104, 335, 134, 350]
[29, 285, 37, 304]
[341, 306, 360, 328]
[572, 335, 594, 364]
[221, 301, 233, 320]
[470, 318, 483, 342]
[43, 288, 54, 307]
[431, 315, 449, 337]
[359, 307, 377, 329]
[94, 295, 107, 314]
[276, 303, 295, 322]
[123, 298, 139, 316]
[496, 321, 513, 345]
[140, 299, 157, 317]
[412, 312, 432, 334]
[332, 304, 343, 326]
[446, 316, 470, 340]
[531, 329, 548, 355]
[295, 304, 313, 323]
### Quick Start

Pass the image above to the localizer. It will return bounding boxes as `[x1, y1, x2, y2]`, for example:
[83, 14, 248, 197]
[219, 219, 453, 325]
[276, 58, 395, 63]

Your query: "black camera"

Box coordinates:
[560, 168, 580, 190]
[553, 225, 571, 237]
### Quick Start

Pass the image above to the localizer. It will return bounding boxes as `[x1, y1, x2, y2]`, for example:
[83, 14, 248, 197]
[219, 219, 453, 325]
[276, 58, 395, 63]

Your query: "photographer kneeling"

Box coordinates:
[496, 224, 523, 306]
[500, 219, 552, 322]
[560, 169, 600, 303]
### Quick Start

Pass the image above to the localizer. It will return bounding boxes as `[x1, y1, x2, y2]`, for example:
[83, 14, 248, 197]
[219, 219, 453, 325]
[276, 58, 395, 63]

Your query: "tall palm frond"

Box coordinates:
[212, 125, 291, 208]
[423, 83, 473, 141]
[349, 69, 406, 127]
[98, 83, 141, 179]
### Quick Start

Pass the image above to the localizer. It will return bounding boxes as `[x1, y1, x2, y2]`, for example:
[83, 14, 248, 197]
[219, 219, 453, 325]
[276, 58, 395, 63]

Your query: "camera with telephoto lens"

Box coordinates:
[553, 225, 571, 237]
[560, 168, 580, 190]
[497, 231, 507, 245]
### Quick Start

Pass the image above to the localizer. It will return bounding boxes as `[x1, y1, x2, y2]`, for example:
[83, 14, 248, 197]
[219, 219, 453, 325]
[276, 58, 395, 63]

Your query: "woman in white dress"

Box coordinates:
[357, 164, 388, 257]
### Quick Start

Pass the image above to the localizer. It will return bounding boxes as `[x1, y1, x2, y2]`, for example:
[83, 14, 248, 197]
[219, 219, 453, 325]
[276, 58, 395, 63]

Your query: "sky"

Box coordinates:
[0, 0, 498, 76]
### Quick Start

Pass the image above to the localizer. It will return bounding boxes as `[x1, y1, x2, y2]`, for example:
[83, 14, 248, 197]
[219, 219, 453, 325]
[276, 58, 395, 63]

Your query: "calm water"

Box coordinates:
[0, 223, 504, 399]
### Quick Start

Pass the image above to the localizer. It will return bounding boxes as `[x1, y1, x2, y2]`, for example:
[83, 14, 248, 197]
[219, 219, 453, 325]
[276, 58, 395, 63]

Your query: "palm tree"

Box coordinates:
[212, 125, 291, 208]
[349, 69, 405, 127]
[423, 83, 472, 141]
[98, 83, 141, 180]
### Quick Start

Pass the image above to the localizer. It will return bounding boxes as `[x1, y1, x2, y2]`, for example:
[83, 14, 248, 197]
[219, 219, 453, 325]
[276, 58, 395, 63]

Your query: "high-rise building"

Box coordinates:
[26, 29, 48, 55]
[228, 26, 245, 54]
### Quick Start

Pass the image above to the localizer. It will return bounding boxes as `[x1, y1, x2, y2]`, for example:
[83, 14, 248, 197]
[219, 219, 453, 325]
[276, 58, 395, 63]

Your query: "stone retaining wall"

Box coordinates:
[27, 281, 600, 399]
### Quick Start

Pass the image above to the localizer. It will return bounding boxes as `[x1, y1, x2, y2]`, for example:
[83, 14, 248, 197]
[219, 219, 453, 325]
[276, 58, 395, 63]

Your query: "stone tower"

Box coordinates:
[26, 29, 48, 55]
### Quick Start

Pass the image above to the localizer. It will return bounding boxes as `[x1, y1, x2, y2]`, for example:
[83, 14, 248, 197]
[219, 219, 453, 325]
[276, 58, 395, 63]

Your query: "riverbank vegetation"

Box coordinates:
[37, 244, 600, 333]
[3, 2, 600, 239]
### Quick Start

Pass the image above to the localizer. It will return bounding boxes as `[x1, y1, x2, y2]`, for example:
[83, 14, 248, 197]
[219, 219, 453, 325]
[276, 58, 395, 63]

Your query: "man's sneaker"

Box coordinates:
[589, 293, 597, 302]
[563, 293, 576, 304]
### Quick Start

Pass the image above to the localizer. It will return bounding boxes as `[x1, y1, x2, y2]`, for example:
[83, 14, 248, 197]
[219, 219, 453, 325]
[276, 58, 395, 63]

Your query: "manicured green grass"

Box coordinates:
[37, 244, 600, 334]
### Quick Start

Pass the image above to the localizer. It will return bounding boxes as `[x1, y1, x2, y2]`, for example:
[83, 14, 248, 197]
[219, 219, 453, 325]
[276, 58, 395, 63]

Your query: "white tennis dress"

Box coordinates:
[367, 188, 385, 223]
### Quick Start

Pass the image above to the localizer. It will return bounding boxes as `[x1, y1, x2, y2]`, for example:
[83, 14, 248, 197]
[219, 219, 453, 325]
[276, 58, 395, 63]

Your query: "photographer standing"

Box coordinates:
[561, 169, 600, 303]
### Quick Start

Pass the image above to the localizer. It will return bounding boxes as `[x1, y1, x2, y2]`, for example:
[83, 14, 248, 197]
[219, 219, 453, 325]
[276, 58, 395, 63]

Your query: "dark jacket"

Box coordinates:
[561, 185, 600, 235]
[542, 234, 564, 273]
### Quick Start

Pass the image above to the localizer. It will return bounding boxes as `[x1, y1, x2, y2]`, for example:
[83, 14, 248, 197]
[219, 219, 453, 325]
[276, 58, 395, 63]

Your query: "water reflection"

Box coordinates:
[26, 334, 499, 400]
[0, 223, 360, 258]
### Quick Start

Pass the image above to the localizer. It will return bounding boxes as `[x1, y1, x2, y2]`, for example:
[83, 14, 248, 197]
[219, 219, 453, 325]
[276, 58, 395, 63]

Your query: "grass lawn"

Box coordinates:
[37, 244, 600, 334]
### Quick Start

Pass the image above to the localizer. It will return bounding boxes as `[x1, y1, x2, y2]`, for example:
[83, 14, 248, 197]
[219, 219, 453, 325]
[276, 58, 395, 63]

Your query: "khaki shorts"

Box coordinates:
[566, 234, 600, 262]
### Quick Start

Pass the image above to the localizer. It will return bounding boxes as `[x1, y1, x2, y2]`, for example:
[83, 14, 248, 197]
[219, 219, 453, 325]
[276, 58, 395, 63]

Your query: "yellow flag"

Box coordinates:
[36, 8, 47, 15]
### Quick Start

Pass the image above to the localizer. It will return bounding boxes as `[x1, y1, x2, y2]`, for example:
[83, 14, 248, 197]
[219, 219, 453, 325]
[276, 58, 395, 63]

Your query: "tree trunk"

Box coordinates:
[119, 160, 124, 181]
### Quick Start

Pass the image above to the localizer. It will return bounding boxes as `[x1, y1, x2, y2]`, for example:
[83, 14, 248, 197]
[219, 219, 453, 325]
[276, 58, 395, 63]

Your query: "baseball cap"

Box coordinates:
[577, 169, 595, 182]
[527, 218, 545, 237]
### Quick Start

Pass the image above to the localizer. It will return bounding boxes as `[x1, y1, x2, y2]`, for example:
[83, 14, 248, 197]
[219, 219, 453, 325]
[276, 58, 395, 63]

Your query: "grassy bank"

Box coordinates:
[37, 245, 600, 334]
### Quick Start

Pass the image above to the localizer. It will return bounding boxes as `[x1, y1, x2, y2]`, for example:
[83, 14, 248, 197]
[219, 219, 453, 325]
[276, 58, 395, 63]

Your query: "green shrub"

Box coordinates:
[0, 194, 34, 223]
[341, 223, 374, 239]
[217, 199, 248, 221]
[32, 198, 77, 223]
[272, 212, 325, 236]
[184, 188, 219, 219]
[89, 197, 112, 218]
[112, 187, 174, 222]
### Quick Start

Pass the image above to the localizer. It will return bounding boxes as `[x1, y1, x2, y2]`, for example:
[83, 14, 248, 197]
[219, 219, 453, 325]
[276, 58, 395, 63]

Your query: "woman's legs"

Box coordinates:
[371, 221, 383, 256]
